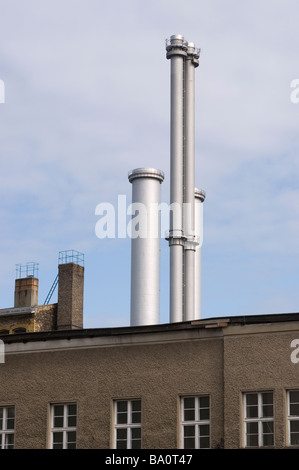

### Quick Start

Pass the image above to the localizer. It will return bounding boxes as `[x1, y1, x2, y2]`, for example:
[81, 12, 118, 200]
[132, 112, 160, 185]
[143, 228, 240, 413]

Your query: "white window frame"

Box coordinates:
[180, 395, 210, 449]
[243, 391, 274, 448]
[50, 403, 77, 449]
[287, 390, 299, 446]
[114, 399, 141, 449]
[0, 406, 15, 449]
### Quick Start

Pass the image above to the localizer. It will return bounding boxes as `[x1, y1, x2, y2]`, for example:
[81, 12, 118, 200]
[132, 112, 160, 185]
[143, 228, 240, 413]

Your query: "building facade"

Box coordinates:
[1, 313, 299, 449]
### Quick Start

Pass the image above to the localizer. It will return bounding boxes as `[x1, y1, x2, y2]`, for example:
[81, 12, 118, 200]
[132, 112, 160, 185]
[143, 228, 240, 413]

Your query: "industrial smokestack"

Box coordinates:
[194, 188, 205, 319]
[128, 168, 164, 326]
[166, 34, 200, 322]
[166, 35, 186, 323]
[183, 41, 199, 321]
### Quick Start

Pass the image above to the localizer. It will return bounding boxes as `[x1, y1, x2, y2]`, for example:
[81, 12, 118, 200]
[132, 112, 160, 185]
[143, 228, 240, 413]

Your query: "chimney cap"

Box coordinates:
[128, 168, 164, 184]
[195, 188, 206, 202]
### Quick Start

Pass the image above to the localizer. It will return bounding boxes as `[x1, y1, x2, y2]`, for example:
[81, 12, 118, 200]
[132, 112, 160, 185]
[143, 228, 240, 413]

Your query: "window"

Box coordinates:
[114, 399, 141, 449]
[0, 406, 15, 449]
[12, 328, 26, 334]
[50, 403, 77, 449]
[181, 396, 210, 449]
[243, 391, 274, 447]
[287, 390, 299, 446]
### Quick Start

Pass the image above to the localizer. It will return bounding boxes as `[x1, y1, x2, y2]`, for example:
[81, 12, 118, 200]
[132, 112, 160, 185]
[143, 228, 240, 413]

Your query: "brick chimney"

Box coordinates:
[57, 256, 84, 330]
[14, 276, 39, 308]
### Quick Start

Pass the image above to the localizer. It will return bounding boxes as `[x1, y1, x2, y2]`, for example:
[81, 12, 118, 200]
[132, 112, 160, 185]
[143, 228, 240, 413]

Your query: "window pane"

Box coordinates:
[7, 408, 14, 419]
[67, 404, 77, 427]
[53, 405, 64, 428]
[246, 393, 258, 418]
[290, 420, 299, 445]
[117, 401, 127, 413]
[54, 416, 64, 428]
[199, 436, 210, 449]
[290, 391, 299, 404]
[132, 427, 141, 439]
[53, 405, 64, 417]
[0, 408, 3, 431]
[184, 397, 195, 410]
[67, 431, 76, 449]
[262, 392, 273, 405]
[262, 404, 273, 418]
[117, 428, 127, 440]
[184, 409, 195, 421]
[5, 434, 14, 449]
[246, 393, 258, 406]
[290, 420, 299, 433]
[117, 401, 128, 424]
[132, 411, 141, 424]
[131, 427, 141, 449]
[116, 440, 127, 449]
[199, 407, 210, 421]
[184, 425, 195, 438]
[184, 437, 195, 449]
[116, 428, 127, 449]
[199, 396, 209, 409]
[53, 432, 63, 449]
[132, 400, 141, 412]
[246, 405, 258, 419]
[262, 421, 274, 446]
[117, 413, 127, 425]
[131, 439, 141, 449]
[290, 403, 299, 416]
[246, 422, 258, 447]
[184, 398, 195, 421]
[262, 393, 273, 418]
[199, 424, 209, 437]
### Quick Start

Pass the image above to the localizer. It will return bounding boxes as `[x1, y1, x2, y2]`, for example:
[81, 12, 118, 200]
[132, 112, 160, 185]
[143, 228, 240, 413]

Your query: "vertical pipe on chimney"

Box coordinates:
[183, 42, 199, 321]
[128, 168, 164, 326]
[194, 188, 205, 319]
[166, 35, 187, 323]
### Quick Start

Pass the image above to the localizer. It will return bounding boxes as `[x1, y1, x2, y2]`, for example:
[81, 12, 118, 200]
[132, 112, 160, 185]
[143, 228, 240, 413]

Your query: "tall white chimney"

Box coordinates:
[194, 188, 205, 319]
[166, 34, 200, 322]
[128, 168, 164, 326]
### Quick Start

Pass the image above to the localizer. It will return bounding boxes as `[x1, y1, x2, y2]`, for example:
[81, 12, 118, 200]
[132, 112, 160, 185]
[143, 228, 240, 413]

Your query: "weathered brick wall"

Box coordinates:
[34, 304, 57, 332]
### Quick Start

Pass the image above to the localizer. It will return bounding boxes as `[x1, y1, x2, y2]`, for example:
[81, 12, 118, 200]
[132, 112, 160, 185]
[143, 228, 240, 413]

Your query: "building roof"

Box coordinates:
[2, 311, 299, 345]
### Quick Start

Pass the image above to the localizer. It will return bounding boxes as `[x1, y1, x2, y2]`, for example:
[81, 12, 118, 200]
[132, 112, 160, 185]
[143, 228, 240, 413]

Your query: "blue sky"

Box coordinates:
[0, 0, 299, 327]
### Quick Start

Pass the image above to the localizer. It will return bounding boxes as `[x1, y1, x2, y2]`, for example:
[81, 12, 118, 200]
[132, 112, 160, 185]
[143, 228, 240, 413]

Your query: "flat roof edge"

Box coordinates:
[2, 312, 299, 344]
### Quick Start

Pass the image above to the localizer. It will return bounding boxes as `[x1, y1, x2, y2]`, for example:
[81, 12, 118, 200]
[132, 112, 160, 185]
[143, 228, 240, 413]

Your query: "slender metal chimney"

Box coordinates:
[128, 168, 164, 326]
[166, 35, 200, 322]
[194, 188, 205, 319]
[166, 35, 186, 323]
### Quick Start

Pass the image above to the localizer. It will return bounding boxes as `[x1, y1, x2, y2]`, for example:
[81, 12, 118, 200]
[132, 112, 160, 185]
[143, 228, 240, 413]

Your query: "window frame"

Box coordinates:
[0, 406, 15, 449]
[243, 391, 274, 448]
[287, 389, 299, 447]
[113, 399, 142, 449]
[180, 395, 211, 449]
[49, 402, 77, 449]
